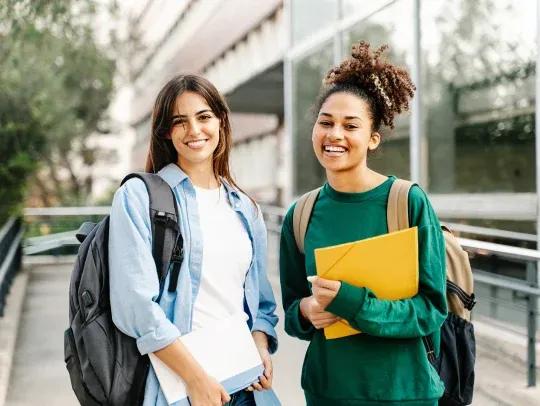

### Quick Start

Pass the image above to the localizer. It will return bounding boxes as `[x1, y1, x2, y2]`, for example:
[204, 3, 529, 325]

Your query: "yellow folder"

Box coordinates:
[314, 227, 419, 340]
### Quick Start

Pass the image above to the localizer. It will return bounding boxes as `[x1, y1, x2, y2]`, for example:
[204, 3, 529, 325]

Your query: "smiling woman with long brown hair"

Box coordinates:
[108, 75, 279, 406]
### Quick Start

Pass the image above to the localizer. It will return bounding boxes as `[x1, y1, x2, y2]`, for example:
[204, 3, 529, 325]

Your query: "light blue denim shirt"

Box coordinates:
[109, 163, 279, 406]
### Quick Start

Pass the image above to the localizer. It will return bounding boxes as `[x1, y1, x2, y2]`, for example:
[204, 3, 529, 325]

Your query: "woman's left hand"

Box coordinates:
[308, 276, 341, 309]
[246, 331, 273, 392]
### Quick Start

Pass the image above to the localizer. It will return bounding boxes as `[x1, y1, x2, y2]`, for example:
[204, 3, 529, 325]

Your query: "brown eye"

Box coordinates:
[318, 121, 331, 127]
[199, 114, 212, 120]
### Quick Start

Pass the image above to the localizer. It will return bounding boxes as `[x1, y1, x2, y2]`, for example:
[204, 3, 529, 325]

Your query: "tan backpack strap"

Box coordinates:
[387, 179, 414, 232]
[292, 187, 321, 254]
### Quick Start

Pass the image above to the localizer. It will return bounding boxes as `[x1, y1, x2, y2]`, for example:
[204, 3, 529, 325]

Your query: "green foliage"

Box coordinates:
[0, 0, 117, 219]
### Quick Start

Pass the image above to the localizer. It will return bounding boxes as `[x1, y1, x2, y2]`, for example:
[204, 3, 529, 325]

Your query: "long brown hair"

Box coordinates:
[145, 74, 248, 198]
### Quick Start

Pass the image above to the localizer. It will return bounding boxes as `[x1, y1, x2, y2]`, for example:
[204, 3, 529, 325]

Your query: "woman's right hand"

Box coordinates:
[300, 295, 340, 329]
[187, 373, 230, 406]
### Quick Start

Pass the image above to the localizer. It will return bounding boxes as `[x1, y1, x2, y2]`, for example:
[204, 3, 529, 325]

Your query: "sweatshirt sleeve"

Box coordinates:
[279, 204, 316, 341]
[326, 186, 448, 339]
[109, 179, 181, 355]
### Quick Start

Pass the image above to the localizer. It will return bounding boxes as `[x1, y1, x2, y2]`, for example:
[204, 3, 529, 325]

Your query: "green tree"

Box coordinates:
[0, 0, 118, 220]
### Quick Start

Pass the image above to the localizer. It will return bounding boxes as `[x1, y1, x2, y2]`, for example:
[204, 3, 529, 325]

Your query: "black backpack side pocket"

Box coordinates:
[435, 313, 476, 406]
[64, 327, 101, 406]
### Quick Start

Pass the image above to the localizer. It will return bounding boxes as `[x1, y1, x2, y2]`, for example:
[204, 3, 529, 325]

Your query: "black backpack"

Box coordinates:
[293, 179, 476, 406]
[64, 173, 184, 406]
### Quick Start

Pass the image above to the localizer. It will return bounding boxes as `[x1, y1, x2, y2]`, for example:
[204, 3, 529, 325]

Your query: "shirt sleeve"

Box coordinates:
[251, 205, 279, 353]
[108, 178, 181, 355]
[326, 186, 448, 339]
[279, 205, 316, 341]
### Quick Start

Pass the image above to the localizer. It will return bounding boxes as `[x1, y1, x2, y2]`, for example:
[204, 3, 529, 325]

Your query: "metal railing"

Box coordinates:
[260, 205, 540, 387]
[0, 217, 23, 317]
[19, 205, 540, 386]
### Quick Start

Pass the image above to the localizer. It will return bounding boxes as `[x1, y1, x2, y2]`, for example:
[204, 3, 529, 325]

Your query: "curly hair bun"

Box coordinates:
[323, 41, 415, 129]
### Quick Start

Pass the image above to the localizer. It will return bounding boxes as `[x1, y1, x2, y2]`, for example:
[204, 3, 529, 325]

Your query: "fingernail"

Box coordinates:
[307, 276, 316, 283]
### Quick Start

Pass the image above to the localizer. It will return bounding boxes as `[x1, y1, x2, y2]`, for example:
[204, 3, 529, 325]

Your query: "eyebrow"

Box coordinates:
[172, 109, 212, 119]
[319, 112, 362, 121]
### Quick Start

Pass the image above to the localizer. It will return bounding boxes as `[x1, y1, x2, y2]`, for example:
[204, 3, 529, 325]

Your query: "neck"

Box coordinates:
[177, 158, 219, 189]
[326, 164, 387, 193]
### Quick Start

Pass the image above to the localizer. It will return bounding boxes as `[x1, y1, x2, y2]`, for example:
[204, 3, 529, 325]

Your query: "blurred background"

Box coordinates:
[1, 0, 539, 405]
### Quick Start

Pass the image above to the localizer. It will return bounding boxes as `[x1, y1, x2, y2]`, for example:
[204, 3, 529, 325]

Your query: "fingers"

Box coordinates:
[311, 314, 340, 324]
[259, 373, 272, 390]
[220, 387, 231, 404]
[263, 356, 273, 380]
[308, 276, 341, 291]
[252, 381, 264, 391]
[312, 317, 340, 329]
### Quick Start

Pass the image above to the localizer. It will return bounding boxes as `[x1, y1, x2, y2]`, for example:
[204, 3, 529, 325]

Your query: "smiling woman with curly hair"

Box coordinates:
[279, 42, 447, 406]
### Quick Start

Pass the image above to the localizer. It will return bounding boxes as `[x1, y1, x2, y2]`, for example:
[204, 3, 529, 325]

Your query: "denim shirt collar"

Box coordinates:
[158, 163, 241, 206]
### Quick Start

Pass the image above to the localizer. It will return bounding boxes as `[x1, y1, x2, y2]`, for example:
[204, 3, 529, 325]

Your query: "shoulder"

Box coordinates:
[112, 178, 149, 213]
[406, 183, 440, 227]
[232, 188, 262, 223]
[408, 183, 429, 207]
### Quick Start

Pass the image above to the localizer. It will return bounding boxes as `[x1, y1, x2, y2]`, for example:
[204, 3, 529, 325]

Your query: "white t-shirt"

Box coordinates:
[191, 184, 253, 331]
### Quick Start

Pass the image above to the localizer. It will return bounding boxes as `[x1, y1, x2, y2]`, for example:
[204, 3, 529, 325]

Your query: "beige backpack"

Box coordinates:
[292, 179, 476, 320]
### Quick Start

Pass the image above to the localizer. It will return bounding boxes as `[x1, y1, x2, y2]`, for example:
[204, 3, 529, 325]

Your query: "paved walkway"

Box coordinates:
[3, 247, 539, 405]
[5, 262, 77, 405]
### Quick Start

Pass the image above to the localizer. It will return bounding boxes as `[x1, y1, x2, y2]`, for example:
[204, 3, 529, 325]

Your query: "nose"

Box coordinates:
[186, 118, 201, 137]
[327, 126, 344, 141]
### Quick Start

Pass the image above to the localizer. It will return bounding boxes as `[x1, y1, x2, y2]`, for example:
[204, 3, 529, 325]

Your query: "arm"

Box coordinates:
[325, 189, 447, 339]
[251, 207, 279, 354]
[154, 340, 230, 405]
[279, 206, 317, 341]
[109, 179, 181, 354]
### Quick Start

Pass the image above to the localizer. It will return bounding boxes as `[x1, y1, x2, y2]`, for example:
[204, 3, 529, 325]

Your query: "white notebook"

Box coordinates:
[149, 313, 264, 405]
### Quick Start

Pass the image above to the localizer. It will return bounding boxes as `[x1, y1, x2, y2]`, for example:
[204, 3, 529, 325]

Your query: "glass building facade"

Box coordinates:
[286, 0, 538, 233]
[285, 0, 539, 330]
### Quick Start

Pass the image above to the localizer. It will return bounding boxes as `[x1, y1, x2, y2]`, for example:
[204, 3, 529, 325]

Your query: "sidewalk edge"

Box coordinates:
[0, 270, 29, 406]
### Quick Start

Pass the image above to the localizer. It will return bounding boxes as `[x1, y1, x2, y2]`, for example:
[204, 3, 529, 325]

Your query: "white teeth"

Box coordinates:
[324, 145, 346, 152]
[186, 139, 207, 148]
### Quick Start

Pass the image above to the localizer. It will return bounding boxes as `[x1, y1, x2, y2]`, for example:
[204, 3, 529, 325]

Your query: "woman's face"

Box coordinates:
[312, 92, 380, 174]
[168, 91, 220, 170]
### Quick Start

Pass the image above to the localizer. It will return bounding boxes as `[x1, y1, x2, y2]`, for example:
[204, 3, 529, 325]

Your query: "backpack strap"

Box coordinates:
[387, 179, 440, 362]
[386, 179, 414, 232]
[121, 173, 183, 299]
[292, 187, 322, 255]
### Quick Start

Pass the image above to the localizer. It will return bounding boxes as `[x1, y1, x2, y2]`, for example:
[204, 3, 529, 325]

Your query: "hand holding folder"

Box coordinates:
[314, 227, 419, 339]
[149, 314, 264, 405]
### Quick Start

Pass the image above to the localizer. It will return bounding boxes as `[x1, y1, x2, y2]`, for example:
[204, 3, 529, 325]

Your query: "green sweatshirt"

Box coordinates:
[279, 176, 447, 405]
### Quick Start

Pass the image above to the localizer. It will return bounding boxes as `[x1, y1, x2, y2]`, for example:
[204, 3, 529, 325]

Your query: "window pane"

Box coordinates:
[292, 42, 334, 194]
[291, 0, 338, 45]
[342, 0, 413, 179]
[423, 0, 536, 193]
[342, 0, 395, 18]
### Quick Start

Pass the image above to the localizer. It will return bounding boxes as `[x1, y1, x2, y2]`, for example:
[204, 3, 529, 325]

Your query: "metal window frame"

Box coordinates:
[283, 0, 540, 229]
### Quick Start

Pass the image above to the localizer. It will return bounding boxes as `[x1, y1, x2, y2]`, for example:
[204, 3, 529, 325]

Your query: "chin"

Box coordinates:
[317, 156, 346, 171]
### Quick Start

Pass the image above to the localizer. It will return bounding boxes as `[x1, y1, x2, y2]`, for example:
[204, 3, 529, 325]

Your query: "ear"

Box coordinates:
[368, 132, 381, 151]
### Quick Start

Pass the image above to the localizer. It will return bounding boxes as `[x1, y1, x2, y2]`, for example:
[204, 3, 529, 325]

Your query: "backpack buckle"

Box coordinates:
[155, 211, 176, 227]
[426, 349, 436, 363]
[171, 245, 184, 263]
[464, 293, 476, 311]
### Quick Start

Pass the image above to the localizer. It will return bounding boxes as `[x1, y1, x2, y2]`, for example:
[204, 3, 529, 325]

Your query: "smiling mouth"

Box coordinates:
[323, 144, 348, 156]
[185, 139, 209, 149]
